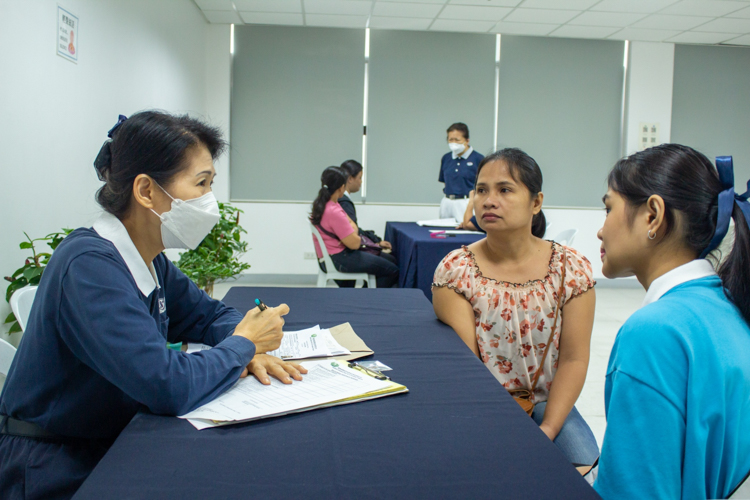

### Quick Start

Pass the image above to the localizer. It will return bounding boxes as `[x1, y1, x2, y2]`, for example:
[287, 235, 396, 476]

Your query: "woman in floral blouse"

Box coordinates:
[432, 148, 599, 466]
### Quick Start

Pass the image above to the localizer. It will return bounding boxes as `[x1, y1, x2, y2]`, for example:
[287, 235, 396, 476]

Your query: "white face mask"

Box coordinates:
[150, 183, 221, 250]
[448, 142, 466, 155]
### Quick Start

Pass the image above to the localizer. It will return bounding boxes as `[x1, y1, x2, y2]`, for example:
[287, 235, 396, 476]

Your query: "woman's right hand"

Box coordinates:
[232, 304, 290, 353]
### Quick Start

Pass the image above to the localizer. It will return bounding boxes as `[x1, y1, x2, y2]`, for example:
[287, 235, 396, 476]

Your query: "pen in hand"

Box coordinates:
[255, 298, 268, 311]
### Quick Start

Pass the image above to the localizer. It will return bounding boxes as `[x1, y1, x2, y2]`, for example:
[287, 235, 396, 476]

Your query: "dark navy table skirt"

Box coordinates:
[384, 222, 484, 301]
[74, 287, 599, 500]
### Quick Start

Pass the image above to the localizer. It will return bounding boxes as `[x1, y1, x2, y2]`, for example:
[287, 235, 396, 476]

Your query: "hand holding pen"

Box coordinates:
[232, 298, 288, 353]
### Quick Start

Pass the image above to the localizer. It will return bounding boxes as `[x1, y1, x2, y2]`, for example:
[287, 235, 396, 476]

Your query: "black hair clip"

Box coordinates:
[107, 114, 128, 138]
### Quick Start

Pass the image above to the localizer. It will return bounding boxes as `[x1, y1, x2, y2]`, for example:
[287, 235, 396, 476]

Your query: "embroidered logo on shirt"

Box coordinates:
[158, 297, 166, 314]
[467, 162, 473, 166]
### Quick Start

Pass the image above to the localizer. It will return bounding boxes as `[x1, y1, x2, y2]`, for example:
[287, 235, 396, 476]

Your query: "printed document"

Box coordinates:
[417, 218, 458, 227]
[180, 360, 399, 430]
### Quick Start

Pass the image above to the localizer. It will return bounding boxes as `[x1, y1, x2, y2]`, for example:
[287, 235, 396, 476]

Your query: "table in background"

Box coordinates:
[74, 288, 598, 500]
[384, 222, 484, 300]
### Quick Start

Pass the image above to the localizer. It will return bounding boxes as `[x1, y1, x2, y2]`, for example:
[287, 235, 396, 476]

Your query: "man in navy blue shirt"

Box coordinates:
[439, 123, 484, 221]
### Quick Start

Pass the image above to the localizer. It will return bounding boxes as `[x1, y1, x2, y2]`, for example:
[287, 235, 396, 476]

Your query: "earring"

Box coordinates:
[647, 229, 656, 240]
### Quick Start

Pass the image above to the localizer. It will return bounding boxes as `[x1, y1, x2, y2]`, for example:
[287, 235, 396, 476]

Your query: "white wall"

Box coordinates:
[0, 0, 210, 344]
[624, 41, 675, 155]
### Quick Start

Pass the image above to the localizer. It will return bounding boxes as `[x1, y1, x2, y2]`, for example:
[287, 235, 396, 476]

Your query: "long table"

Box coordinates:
[384, 222, 484, 300]
[74, 287, 599, 499]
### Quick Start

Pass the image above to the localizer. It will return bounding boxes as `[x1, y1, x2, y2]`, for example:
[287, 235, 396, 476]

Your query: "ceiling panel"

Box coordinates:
[667, 31, 738, 43]
[632, 14, 712, 30]
[692, 17, 750, 32]
[590, 0, 679, 14]
[194, 0, 234, 11]
[378, 0, 445, 3]
[369, 16, 434, 29]
[504, 8, 580, 24]
[727, 5, 750, 18]
[430, 19, 496, 31]
[519, 0, 599, 8]
[491, 21, 559, 35]
[550, 25, 621, 38]
[371, 2, 444, 17]
[448, 0, 522, 6]
[233, 0, 302, 13]
[569, 11, 647, 27]
[239, 12, 305, 25]
[724, 33, 750, 44]
[439, 5, 513, 21]
[659, 0, 749, 17]
[305, 13, 370, 27]
[304, 0, 373, 15]
[608, 27, 681, 41]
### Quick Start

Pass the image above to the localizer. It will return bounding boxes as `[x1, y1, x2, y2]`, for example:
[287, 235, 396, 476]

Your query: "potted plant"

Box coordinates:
[4, 230, 72, 333]
[174, 202, 251, 297]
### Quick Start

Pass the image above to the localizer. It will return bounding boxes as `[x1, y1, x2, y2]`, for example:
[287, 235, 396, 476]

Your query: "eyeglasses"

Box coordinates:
[348, 361, 390, 381]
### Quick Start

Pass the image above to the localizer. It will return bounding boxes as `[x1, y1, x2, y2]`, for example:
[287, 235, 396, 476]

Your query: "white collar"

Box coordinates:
[642, 259, 716, 307]
[452, 145, 474, 160]
[344, 191, 351, 198]
[92, 212, 160, 296]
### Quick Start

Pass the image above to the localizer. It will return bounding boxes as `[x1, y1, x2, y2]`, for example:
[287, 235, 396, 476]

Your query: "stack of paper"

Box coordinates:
[429, 229, 484, 235]
[267, 325, 351, 360]
[180, 360, 408, 429]
[416, 218, 458, 227]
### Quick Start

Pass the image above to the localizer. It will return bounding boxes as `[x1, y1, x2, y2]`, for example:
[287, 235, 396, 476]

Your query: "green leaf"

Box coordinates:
[8, 322, 22, 334]
[19, 242, 33, 249]
[4, 312, 16, 324]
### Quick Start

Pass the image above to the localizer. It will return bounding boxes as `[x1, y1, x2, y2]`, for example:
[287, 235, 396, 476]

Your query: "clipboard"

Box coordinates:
[309, 322, 374, 362]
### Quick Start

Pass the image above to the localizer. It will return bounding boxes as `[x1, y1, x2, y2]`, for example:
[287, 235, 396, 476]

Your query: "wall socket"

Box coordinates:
[303, 252, 317, 260]
[638, 122, 660, 151]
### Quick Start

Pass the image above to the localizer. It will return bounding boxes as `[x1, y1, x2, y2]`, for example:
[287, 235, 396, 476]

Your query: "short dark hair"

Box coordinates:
[340, 159, 363, 178]
[475, 148, 546, 239]
[95, 111, 226, 219]
[607, 143, 750, 326]
[447, 123, 469, 140]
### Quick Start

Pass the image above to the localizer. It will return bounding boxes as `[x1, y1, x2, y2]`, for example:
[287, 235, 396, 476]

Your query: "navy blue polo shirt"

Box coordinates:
[0, 212, 255, 440]
[439, 147, 484, 197]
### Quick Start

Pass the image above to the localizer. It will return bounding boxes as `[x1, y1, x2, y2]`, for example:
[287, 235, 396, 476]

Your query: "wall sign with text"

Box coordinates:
[57, 6, 78, 63]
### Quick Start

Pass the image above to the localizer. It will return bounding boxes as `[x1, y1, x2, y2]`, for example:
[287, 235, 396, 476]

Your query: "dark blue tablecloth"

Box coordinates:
[385, 222, 484, 300]
[74, 288, 598, 500]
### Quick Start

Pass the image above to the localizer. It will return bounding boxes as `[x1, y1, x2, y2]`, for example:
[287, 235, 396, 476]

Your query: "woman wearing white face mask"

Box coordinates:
[439, 122, 484, 221]
[0, 111, 306, 500]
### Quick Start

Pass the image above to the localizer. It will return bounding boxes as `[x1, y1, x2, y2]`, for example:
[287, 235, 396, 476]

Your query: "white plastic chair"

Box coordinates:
[311, 225, 376, 288]
[9, 286, 38, 332]
[553, 229, 578, 247]
[0, 338, 17, 389]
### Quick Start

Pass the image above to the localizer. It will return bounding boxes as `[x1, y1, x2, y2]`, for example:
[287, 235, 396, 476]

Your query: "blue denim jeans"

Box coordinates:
[330, 249, 399, 288]
[531, 402, 600, 466]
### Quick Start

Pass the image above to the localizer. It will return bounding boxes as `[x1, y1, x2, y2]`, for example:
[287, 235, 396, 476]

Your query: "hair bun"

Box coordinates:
[94, 140, 112, 181]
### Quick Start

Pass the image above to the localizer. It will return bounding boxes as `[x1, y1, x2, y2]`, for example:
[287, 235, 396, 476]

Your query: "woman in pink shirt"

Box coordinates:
[310, 167, 399, 288]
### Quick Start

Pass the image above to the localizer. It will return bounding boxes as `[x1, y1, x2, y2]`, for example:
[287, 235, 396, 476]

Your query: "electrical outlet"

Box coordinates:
[638, 122, 660, 151]
[303, 252, 317, 260]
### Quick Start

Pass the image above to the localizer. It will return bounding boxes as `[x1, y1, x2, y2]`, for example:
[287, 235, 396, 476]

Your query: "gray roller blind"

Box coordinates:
[366, 30, 496, 204]
[672, 44, 750, 188]
[230, 26, 365, 201]
[496, 36, 624, 207]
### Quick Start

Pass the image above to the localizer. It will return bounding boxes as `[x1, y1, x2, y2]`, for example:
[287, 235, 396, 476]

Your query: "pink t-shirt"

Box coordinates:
[313, 201, 355, 257]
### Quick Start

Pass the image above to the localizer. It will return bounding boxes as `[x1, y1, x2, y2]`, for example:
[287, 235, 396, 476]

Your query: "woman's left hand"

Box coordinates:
[378, 240, 392, 250]
[240, 354, 307, 385]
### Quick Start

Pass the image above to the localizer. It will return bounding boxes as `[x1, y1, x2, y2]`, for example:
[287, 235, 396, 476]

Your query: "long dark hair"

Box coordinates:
[340, 159, 363, 178]
[475, 148, 546, 238]
[608, 143, 750, 325]
[95, 111, 226, 219]
[309, 166, 347, 226]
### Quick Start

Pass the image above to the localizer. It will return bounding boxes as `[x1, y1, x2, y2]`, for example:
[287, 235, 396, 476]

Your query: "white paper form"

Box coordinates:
[180, 360, 391, 429]
[266, 325, 331, 360]
[318, 329, 351, 357]
[416, 218, 458, 227]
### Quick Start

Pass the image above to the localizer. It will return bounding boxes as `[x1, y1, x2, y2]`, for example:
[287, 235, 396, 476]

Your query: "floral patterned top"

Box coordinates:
[432, 242, 595, 403]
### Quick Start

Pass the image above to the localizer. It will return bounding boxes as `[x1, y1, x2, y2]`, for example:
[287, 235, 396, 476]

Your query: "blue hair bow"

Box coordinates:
[107, 114, 128, 138]
[700, 156, 750, 258]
